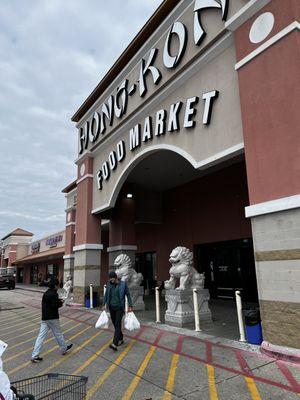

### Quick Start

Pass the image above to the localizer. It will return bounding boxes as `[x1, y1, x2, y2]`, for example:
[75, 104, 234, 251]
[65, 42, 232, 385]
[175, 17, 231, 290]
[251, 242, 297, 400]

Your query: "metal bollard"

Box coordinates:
[235, 290, 246, 342]
[193, 289, 201, 332]
[125, 296, 129, 314]
[89, 284, 93, 309]
[155, 287, 161, 323]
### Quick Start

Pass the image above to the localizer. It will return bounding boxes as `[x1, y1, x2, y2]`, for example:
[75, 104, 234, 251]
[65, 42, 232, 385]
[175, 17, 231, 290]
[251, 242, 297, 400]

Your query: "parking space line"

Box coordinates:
[86, 340, 136, 400]
[163, 353, 180, 400]
[207, 364, 218, 400]
[0, 310, 37, 323]
[1, 316, 70, 342]
[245, 377, 262, 400]
[5, 320, 73, 351]
[72, 338, 112, 375]
[2, 316, 40, 332]
[4, 322, 81, 362]
[39, 328, 102, 375]
[122, 345, 156, 400]
[129, 330, 299, 395]
[7, 325, 92, 375]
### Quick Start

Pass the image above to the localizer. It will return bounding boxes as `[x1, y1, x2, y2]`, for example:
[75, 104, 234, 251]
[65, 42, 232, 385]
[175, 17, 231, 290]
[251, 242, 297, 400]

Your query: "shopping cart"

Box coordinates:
[11, 373, 88, 399]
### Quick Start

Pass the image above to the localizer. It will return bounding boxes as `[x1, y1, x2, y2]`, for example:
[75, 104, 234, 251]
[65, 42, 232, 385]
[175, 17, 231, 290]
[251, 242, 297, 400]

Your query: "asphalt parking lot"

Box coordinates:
[1, 289, 299, 399]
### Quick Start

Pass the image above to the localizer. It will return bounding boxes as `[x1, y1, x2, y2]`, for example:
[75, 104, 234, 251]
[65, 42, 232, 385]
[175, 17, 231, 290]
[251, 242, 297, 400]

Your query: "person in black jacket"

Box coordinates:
[31, 279, 73, 363]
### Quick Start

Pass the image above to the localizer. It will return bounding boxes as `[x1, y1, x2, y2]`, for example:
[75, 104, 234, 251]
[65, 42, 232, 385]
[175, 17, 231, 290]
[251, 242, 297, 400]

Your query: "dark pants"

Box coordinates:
[109, 307, 124, 345]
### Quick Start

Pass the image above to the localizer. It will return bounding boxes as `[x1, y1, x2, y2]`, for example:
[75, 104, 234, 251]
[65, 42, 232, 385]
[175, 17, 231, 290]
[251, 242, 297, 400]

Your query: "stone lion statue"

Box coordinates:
[114, 254, 143, 288]
[62, 275, 73, 299]
[165, 246, 204, 290]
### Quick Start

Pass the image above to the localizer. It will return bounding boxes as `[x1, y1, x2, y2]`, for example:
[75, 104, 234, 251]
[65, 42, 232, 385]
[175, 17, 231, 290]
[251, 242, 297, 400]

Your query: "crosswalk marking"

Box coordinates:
[86, 340, 136, 400]
[207, 364, 218, 400]
[38, 328, 102, 375]
[245, 377, 262, 400]
[4, 322, 81, 362]
[7, 324, 92, 375]
[163, 353, 180, 400]
[122, 345, 156, 400]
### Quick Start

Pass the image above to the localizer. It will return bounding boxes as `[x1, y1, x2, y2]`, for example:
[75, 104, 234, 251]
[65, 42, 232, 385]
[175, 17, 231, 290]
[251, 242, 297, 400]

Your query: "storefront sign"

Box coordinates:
[79, 0, 229, 155]
[46, 235, 63, 248]
[96, 91, 218, 190]
[31, 242, 40, 254]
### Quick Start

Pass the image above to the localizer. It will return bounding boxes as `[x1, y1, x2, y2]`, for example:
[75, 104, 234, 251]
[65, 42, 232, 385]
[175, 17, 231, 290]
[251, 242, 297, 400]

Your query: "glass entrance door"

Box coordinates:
[135, 252, 156, 294]
[195, 239, 258, 301]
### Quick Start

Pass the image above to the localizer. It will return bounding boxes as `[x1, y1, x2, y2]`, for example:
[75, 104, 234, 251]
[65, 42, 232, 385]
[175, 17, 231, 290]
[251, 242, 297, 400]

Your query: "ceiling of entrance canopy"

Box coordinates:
[126, 150, 243, 192]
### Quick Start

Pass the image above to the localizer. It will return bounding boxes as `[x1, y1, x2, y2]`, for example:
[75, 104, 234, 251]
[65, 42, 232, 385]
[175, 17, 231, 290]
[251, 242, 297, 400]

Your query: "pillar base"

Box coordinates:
[73, 247, 102, 306]
[129, 286, 145, 311]
[165, 289, 212, 328]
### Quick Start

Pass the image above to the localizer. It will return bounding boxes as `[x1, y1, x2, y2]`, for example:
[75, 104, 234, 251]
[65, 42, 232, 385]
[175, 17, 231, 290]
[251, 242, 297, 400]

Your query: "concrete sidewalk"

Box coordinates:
[15, 283, 47, 293]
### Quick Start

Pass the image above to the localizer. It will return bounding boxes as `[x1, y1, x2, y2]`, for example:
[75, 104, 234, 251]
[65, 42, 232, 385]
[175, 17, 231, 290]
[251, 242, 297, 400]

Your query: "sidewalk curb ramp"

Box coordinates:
[261, 340, 300, 363]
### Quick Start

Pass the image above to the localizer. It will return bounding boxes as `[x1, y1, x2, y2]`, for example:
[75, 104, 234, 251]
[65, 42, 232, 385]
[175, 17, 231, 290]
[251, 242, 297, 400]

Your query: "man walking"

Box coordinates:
[31, 279, 73, 363]
[103, 271, 133, 351]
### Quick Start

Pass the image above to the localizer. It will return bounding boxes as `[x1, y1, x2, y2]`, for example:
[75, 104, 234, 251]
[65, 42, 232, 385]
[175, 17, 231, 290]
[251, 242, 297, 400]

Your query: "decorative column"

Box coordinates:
[107, 192, 137, 269]
[73, 156, 102, 305]
[7, 244, 17, 274]
[234, 0, 300, 349]
[63, 208, 76, 283]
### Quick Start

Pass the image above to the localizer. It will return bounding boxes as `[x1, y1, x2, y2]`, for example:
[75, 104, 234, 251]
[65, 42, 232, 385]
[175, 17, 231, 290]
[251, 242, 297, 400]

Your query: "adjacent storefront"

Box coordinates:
[11, 231, 65, 285]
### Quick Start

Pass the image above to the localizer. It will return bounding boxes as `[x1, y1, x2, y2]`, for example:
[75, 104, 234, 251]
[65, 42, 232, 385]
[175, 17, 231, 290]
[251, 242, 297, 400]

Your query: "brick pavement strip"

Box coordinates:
[1, 291, 300, 399]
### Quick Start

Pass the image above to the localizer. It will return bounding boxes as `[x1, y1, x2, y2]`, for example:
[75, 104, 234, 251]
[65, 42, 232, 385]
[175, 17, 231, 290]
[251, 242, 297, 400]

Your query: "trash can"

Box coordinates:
[85, 292, 98, 308]
[244, 309, 263, 345]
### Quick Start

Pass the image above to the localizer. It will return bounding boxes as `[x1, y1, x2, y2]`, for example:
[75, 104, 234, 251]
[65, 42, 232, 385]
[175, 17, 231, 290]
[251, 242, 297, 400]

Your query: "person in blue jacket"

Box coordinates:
[103, 271, 133, 351]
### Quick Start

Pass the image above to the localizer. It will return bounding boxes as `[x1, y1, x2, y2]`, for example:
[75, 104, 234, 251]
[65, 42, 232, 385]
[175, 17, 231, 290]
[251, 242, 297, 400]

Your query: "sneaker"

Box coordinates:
[62, 344, 73, 355]
[117, 339, 124, 346]
[31, 356, 43, 363]
[109, 343, 118, 351]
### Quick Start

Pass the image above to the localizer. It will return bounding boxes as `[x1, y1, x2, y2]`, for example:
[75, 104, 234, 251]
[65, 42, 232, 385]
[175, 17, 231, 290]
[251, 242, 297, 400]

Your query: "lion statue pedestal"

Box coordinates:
[164, 246, 212, 327]
[114, 254, 145, 311]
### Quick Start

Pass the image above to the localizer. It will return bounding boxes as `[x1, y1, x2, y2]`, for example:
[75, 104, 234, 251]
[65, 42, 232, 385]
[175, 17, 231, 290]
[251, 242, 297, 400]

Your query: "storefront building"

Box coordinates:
[0, 228, 33, 275]
[1, 229, 65, 285]
[65, 0, 299, 350]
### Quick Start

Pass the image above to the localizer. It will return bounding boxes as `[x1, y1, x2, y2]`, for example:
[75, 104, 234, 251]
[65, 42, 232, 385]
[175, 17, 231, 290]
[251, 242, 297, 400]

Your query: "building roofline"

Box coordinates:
[62, 180, 77, 193]
[1, 228, 34, 241]
[71, 0, 180, 123]
[13, 247, 65, 265]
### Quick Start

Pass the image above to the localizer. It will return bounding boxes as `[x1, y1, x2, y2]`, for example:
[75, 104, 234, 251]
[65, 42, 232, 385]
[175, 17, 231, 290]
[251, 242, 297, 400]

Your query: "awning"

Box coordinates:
[13, 247, 65, 265]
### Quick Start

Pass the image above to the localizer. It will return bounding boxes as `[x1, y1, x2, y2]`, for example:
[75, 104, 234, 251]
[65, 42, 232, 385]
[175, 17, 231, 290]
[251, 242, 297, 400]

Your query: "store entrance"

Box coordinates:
[30, 266, 38, 284]
[17, 267, 24, 283]
[195, 238, 258, 302]
[135, 252, 157, 295]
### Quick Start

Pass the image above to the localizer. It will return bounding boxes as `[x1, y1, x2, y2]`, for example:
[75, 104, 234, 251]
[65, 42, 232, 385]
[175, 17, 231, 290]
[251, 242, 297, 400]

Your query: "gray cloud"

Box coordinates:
[0, 0, 162, 239]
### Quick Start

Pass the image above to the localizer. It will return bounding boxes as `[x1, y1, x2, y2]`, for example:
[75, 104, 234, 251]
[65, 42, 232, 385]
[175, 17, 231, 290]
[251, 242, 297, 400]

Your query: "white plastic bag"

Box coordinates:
[0, 340, 13, 400]
[95, 311, 109, 329]
[124, 312, 140, 331]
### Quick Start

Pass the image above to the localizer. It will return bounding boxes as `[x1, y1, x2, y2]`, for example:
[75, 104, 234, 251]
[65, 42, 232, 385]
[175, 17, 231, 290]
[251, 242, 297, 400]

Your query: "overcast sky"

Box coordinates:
[0, 0, 162, 240]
